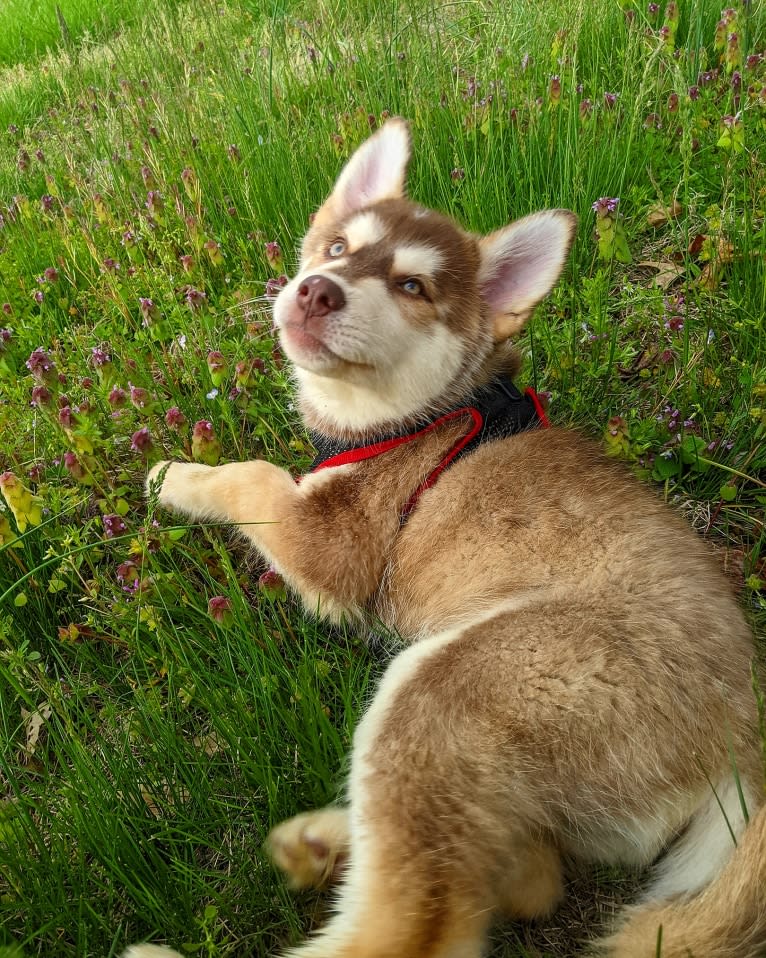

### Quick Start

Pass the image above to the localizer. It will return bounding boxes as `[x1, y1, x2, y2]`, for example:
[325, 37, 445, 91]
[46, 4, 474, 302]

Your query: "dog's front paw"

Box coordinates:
[265, 807, 351, 890]
[144, 460, 217, 518]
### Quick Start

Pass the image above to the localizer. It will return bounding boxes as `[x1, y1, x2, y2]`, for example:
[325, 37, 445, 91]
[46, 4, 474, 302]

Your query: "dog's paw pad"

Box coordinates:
[265, 807, 350, 890]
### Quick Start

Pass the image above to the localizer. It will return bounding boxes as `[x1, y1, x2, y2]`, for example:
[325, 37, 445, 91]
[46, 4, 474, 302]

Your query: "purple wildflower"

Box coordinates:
[26, 348, 56, 382]
[165, 406, 187, 430]
[102, 513, 127, 538]
[265, 275, 288, 299]
[207, 595, 233, 624]
[592, 197, 619, 215]
[130, 426, 152, 454]
[139, 297, 158, 324]
[184, 287, 207, 310]
[90, 345, 111, 368]
[31, 385, 52, 407]
[108, 386, 127, 408]
[265, 241, 283, 271]
[145, 190, 163, 216]
[129, 383, 150, 408]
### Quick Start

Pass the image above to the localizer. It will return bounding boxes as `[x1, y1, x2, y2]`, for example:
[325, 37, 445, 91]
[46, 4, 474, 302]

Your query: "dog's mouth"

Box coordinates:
[280, 319, 340, 364]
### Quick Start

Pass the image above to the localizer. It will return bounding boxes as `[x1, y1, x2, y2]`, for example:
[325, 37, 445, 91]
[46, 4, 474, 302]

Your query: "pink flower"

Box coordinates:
[90, 345, 111, 368]
[265, 275, 288, 300]
[145, 191, 163, 216]
[258, 567, 286, 600]
[108, 386, 127, 408]
[31, 385, 52, 407]
[165, 406, 187, 429]
[102, 513, 127, 538]
[63, 451, 88, 482]
[207, 595, 233, 625]
[192, 420, 221, 465]
[592, 196, 619, 215]
[265, 241, 284, 271]
[139, 297, 159, 324]
[130, 427, 152, 453]
[26, 348, 56, 383]
[58, 405, 74, 428]
[129, 383, 150, 408]
[184, 287, 207, 310]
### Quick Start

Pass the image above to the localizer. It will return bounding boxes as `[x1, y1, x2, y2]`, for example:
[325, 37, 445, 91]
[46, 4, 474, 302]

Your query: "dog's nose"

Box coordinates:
[296, 275, 346, 318]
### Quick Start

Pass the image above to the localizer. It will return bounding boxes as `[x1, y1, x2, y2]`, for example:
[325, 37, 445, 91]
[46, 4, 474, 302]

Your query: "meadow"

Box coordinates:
[0, 0, 764, 955]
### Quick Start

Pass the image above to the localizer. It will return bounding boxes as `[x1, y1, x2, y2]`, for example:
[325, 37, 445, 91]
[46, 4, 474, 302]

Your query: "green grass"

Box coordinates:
[0, 0, 765, 954]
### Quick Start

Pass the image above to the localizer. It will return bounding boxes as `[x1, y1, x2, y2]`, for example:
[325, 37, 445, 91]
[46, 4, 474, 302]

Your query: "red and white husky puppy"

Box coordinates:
[127, 119, 765, 958]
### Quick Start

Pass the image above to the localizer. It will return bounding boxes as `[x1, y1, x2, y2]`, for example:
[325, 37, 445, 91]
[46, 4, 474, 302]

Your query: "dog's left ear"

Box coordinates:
[479, 210, 576, 341]
[321, 118, 411, 219]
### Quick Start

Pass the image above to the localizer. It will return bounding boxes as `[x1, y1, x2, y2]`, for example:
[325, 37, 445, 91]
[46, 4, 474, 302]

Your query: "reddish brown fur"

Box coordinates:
[127, 120, 765, 958]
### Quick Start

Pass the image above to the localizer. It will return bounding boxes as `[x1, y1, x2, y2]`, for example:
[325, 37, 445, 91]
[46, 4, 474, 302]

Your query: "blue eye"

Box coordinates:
[400, 278, 422, 295]
[328, 240, 345, 257]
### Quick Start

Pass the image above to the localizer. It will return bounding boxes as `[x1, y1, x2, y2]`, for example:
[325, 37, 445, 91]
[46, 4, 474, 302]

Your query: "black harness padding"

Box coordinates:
[309, 373, 547, 474]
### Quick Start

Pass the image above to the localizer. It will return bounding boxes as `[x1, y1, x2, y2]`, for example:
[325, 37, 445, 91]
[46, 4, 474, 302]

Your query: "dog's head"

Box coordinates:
[272, 119, 575, 436]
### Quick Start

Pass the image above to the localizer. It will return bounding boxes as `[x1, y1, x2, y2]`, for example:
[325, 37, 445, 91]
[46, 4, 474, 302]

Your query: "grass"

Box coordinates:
[0, 0, 765, 954]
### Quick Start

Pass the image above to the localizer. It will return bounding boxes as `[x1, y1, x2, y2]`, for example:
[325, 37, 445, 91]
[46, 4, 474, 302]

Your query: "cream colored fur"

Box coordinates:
[126, 120, 764, 958]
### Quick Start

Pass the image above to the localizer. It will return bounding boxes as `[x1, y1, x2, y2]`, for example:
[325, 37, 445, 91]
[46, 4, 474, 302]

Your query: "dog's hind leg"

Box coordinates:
[282, 629, 563, 958]
[266, 806, 351, 890]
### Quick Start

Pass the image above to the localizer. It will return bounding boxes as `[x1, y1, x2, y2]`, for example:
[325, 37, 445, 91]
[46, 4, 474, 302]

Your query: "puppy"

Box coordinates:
[128, 119, 765, 958]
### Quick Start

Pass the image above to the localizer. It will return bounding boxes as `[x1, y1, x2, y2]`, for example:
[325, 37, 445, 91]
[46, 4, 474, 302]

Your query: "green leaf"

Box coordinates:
[719, 483, 737, 501]
[652, 454, 678, 481]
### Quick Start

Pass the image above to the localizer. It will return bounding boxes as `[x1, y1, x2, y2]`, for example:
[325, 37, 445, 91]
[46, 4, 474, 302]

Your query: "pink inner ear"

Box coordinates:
[479, 212, 575, 315]
[331, 120, 410, 215]
[482, 269, 522, 313]
[349, 156, 388, 209]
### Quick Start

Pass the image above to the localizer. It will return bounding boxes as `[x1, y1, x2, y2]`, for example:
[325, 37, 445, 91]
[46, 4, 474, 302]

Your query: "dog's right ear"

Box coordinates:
[317, 118, 411, 221]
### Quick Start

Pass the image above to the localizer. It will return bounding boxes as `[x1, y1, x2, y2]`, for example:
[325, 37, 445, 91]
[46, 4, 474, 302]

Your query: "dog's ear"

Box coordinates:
[319, 118, 411, 220]
[478, 210, 576, 341]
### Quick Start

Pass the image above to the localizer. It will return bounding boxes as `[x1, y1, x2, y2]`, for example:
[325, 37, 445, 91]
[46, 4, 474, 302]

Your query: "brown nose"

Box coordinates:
[296, 275, 346, 318]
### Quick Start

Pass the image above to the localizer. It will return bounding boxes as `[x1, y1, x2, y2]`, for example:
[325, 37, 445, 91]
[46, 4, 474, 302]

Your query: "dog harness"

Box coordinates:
[307, 374, 550, 520]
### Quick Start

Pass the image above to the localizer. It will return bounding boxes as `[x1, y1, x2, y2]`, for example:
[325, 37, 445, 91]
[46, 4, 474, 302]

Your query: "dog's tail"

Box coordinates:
[602, 802, 766, 958]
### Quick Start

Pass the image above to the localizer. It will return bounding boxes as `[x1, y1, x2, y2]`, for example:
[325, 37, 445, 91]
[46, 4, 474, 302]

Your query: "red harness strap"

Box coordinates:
[308, 387, 549, 519]
[524, 386, 551, 429]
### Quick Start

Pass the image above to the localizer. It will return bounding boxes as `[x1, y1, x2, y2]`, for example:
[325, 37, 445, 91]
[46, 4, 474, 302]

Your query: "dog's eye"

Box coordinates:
[400, 278, 423, 296]
[328, 240, 346, 258]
